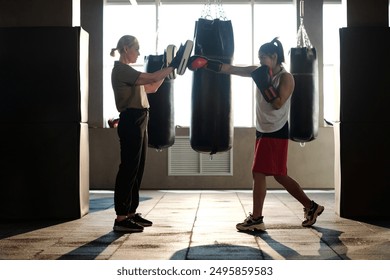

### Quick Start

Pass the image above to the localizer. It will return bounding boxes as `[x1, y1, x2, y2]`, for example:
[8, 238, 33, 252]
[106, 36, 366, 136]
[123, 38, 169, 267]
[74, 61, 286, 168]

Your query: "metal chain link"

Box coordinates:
[296, 0, 312, 48]
[201, 0, 228, 20]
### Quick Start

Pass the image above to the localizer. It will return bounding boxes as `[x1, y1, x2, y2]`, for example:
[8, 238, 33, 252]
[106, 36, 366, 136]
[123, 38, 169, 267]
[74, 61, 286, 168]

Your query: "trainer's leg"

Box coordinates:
[128, 123, 148, 215]
[274, 175, 311, 209]
[114, 110, 147, 221]
[252, 172, 267, 218]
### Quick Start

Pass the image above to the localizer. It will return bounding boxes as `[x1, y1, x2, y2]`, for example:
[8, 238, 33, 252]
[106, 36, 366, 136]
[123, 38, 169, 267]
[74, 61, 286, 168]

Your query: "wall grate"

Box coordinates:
[168, 136, 233, 176]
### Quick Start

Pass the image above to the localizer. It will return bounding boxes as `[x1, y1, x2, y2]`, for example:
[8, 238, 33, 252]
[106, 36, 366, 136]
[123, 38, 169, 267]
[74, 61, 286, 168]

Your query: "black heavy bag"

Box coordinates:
[191, 18, 234, 155]
[289, 47, 319, 142]
[289, 1, 319, 142]
[144, 55, 175, 150]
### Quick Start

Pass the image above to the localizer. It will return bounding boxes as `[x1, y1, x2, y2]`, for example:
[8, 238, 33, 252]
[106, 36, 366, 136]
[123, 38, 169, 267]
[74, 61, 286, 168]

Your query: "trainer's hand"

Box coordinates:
[169, 51, 182, 69]
[188, 55, 223, 72]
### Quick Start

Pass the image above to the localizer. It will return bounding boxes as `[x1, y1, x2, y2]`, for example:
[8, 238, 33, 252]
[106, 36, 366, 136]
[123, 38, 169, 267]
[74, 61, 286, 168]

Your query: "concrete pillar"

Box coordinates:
[81, 0, 104, 128]
[0, 0, 90, 220]
[295, 0, 323, 124]
[335, 0, 390, 219]
[0, 0, 80, 27]
[346, 0, 388, 27]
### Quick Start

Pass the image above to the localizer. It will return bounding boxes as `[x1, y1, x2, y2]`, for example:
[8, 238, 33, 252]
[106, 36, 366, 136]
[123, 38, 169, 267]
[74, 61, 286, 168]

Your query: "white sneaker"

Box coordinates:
[302, 201, 324, 227]
[236, 214, 266, 231]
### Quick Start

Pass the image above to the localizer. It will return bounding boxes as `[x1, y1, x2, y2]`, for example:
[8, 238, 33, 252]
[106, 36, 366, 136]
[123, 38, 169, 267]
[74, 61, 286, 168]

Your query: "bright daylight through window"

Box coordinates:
[103, 1, 345, 128]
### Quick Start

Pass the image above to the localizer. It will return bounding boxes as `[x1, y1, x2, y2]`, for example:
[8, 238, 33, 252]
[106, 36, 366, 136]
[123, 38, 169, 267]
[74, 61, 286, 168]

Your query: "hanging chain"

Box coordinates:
[296, 0, 313, 48]
[216, 0, 227, 20]
[201, 0, 212, 19]
[201, 0, 227, 20]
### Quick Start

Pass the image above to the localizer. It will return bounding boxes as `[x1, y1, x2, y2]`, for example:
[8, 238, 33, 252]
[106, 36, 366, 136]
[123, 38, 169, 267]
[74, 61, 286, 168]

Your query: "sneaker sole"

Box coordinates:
[176, 40, 193, 75]
[236, 223, 266, 232]
[166, 44, 176, 79]
[302, 205, 324, 227]
[113, 226, 144, 233]
[135, 222, 152, 227]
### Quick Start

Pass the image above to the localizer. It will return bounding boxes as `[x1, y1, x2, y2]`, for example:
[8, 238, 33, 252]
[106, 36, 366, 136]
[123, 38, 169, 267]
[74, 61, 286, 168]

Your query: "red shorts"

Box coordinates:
[252, 136, 288, 176]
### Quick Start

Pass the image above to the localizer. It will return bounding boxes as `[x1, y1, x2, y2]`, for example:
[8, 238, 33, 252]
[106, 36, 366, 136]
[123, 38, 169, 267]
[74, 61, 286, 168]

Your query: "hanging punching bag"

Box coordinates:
[289, 47, 319, 142]
[144, 54, 175, 150]
[190, 17, 234, 155]
[289, 1, 319, 142]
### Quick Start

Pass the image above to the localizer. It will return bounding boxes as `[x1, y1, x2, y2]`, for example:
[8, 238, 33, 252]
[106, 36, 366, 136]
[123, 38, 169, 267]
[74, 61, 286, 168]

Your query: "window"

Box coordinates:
[103, 3, 155, 125]
[103, 1, 296, 128]
[253, 3, 296, 126]
[157, 4, 204, 127]
[323, 2, 346, 123]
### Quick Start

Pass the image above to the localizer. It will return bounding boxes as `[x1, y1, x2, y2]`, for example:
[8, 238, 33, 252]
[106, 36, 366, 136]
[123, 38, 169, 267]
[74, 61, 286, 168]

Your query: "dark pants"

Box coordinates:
[114, 108, 148, 216]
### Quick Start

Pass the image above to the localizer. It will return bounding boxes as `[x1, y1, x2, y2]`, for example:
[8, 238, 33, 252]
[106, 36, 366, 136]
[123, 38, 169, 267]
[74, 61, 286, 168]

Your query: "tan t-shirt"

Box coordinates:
[111, 61, 150, 112]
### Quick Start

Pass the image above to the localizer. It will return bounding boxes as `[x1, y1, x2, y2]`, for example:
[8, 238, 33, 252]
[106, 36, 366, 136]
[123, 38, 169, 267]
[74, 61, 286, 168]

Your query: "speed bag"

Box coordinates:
[144, 55, 175, 150]
[289, 47, 319, 142]
[191, 18, 234, 155]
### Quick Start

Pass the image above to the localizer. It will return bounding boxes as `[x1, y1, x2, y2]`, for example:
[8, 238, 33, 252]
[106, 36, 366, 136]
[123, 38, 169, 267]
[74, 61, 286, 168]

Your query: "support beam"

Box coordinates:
[0, 0, 80, 27]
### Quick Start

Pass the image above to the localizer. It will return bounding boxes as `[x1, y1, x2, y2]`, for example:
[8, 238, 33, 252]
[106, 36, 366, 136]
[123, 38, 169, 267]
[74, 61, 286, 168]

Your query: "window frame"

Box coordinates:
[103, 1, 299, 128]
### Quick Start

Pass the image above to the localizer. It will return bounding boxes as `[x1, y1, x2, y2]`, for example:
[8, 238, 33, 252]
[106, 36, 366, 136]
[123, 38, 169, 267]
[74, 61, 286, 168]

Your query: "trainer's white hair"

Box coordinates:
[110, 35, 138, 57]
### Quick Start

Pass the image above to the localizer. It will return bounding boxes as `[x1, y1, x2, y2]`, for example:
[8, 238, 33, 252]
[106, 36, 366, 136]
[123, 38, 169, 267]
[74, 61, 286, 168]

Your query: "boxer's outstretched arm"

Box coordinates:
[220, 64, 258, 77]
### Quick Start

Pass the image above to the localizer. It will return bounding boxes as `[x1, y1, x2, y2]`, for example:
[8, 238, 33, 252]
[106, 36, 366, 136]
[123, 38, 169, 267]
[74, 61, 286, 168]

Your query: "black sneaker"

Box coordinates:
[132, 213, 153, 227]
[113, 218, 144, 233]
[236, 214, 266, 231]
[302, 201, 324, 227]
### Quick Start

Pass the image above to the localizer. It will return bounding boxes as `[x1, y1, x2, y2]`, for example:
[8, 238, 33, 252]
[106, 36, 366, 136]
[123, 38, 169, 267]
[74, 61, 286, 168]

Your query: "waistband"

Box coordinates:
[256, 122, 289, 139]
[124, 107, 149, 112]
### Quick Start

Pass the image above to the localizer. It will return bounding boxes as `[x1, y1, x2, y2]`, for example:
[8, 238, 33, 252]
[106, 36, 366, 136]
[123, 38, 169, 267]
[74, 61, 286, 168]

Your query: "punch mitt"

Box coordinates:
[169, 40, 193, 75]
[164, 44, 177, 79]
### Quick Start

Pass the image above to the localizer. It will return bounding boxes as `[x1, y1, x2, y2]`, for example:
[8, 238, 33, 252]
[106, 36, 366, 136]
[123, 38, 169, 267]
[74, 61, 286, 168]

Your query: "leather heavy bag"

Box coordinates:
[144, 55, 175, 150]
[289, 47, 319, 142]
[191, 18, 234, 155]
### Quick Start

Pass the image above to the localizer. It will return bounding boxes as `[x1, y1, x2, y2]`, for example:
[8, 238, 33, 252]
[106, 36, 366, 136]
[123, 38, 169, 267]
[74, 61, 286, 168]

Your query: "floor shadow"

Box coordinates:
[353, 219, 390, 229]
[311, 226, 350, 260]
[89, 197, 114, 213]
[170, 243, 272, 260]
[0, 219, 71, 239]
[0, 195, 153, 239]
[243, 230, 301, 260]
[57, 231, 126, 260]
[241, 226, 349, 260]
[89, 196, 152, 213]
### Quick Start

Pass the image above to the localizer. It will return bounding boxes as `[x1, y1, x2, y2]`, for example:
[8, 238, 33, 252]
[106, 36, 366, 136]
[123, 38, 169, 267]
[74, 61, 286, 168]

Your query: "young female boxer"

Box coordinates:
[188, 38, 324, 231]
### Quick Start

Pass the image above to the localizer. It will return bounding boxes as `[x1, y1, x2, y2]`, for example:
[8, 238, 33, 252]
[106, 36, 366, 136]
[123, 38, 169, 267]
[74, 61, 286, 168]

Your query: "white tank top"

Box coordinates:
[256, 67, 291, 133]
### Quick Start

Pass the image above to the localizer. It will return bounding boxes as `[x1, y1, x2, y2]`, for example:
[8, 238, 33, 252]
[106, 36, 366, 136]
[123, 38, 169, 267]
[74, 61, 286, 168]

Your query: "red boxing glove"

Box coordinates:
[188, 55, 208, 70]
[188, 55, 222, 72]
[251, 65, 279, 103]
[108, 118, 119, 128]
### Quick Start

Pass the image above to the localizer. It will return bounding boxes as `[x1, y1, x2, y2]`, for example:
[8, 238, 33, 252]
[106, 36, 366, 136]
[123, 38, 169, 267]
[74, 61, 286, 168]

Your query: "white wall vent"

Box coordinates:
[168, 136, 233, 176]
